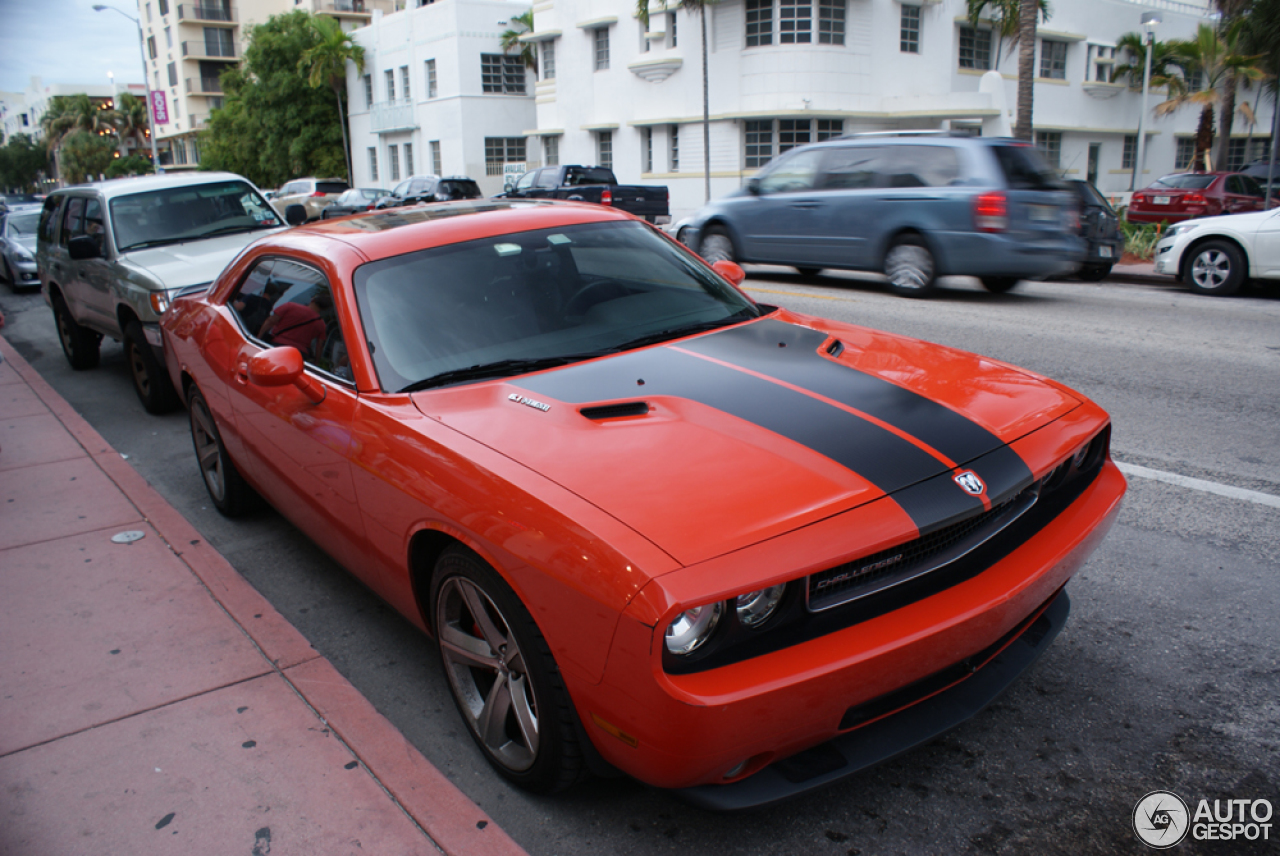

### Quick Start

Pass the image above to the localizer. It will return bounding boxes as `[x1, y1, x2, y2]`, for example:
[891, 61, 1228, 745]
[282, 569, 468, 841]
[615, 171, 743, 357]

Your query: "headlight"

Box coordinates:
[15, 247, 34, 262]
[665, 602, 722, 655]
[1163, 223, 1197, 241]
[736, 585, 785, 628]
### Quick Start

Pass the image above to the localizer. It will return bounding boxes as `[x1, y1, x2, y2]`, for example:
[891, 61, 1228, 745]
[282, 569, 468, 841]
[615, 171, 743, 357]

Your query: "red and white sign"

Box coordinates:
[150, 91, 168, 125]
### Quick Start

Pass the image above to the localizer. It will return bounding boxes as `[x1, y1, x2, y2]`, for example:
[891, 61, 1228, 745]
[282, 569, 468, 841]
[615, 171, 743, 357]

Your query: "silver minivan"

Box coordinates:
[685, 133, 1083, 297]
[37, 172, 283, 412]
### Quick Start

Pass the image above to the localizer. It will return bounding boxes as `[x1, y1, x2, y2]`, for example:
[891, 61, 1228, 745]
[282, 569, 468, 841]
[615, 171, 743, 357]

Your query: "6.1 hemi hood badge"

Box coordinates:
[509, 393, 551, 412]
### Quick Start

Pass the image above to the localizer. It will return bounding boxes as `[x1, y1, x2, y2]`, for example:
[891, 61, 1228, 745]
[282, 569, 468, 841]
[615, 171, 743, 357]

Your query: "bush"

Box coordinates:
[1115, 208, 1163, 260]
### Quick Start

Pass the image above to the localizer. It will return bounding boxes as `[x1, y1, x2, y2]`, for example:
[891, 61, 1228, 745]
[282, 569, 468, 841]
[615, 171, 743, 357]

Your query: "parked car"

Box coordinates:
[373, 175, 482, 210]
[684, 133, 1083, 297]
[36, 172, 284, 412]
[162, 197, 1124, 807]
[321, 188, 391, 218]
[500, 165, 671, 224]
[1125, 171, 1269, 225]
[1065, 180, 1124, 281]
[1, 193, 43, 213]
[1152, 206, 1280, 296]
[1, 203, 44, 290]
[1240, 158, 1280, 187]
[271, 177, 350, 221]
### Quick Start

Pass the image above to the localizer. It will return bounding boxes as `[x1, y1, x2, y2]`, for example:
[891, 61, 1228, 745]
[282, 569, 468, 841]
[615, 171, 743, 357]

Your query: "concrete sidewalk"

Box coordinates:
[0, 334, 527, 856]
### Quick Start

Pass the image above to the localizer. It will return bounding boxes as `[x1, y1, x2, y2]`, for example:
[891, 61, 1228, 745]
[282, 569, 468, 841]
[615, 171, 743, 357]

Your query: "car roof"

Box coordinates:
[50, 171, 260, 200]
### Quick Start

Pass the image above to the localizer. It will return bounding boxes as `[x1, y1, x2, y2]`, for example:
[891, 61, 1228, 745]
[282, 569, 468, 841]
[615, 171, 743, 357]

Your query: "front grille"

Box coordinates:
[807, 484, 1039, 612]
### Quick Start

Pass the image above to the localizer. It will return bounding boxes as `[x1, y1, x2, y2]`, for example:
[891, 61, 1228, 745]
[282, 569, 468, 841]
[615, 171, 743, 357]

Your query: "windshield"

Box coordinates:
[354, 219, 761, 392]
[110, 180, 282, 251]
[437, 180, 482, 200]
[1152, 174, 1215, 190]
[7, 211, 41, 236]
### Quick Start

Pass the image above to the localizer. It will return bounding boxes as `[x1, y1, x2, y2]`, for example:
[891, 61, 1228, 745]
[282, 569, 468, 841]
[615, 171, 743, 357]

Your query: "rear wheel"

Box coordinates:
[52, 293, 101, 370]
[125, 319, 179, 413]
[884, 234, 937, 297]
[980, 276, 1021, 294]
[188, 386, 256, 517]
[433, 546, 585, 794]
[1077, 264, 1111, 282]
[698, 227, 736, 265]
[1185, 240, 1245, 296]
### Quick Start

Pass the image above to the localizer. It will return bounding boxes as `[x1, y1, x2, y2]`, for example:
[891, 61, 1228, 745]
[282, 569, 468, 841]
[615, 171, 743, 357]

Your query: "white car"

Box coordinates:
[1153, 207, 1280, 296]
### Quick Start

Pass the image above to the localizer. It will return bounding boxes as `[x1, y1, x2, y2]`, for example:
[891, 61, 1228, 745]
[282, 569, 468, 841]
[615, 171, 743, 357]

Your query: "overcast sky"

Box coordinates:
[1, 0, 147, 95]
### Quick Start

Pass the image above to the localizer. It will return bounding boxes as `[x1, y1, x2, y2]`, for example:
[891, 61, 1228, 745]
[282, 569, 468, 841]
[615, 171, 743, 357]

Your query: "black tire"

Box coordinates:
[795, 266, 822, 277]
[1184, 239, 1245, 296]
[883, 234, 937, 297]
[980, 276, 1021, 293]
[1077, 264, 1111, 282]
[52, 293, 101, 370]
[188, 386, 256, 517]
[432, 546, 586, 794]
[124, 319, 179, 414]
[698, 226, 736, 265]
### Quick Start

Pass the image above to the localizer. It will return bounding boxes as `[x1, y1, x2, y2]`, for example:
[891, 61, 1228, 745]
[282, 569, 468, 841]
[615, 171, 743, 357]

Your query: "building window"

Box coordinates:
[146, 2, 152, 22]
[778, 119, 811, 154]
[173, 138, 186, 165]
[388, 143, 400, 181]
[669, 125, 679, 171]
[817, 0, 844, 45]
[167, 61, 178, 86]
[778, 0, 811, 43]
[1122, 135, 1136, 169]
[204, 27, 233, 57]
[669, 12, 678, 47]
[485, 137, 527, 174]
[1040, 39, 1067, 79]
[1088, 44, 1114, 83]
[369, 147, 379, 182]
[1227, 138, 1248, 172]
[544, 135, 559, 166]
[148, 35, 158, 59]
[816, 118, 843, 141]
[594, 28, 610, 70]
[400, 65, 411, 101]
[425, 60, 437, 98]
[1174, 138, 1195, 170]
[745, 120, 774, 169]
[165, 26, 172, 48]
[404, 142, 414, 175]
[644, 127, 653, 173]
[541, 41, 555, 80]
[1035, 131, 1061, 169]
[431, 140, 442, 174]
[363, 74, 373, 108]
[597, 131, 613, 169]
[959, 26, 992, 70]
[640, 21, 651, 52]
[482, 54, 526, 93]
[385, 68, 395, 101]
[158, 0, 168, 15]
[901, 5, 920, 53]
[746, 0, 773, 47]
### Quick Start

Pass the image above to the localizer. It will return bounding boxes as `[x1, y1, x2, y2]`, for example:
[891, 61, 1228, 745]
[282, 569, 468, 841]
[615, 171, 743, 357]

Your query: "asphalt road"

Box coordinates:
[3, 269, 1278, 856]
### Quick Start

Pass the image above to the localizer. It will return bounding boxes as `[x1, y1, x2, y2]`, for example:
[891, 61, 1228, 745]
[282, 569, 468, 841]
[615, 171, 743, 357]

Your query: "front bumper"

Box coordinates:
[9, 258, 39, 286]
[1153, 237, 1185, 276]
[935, 231, 1085, 279]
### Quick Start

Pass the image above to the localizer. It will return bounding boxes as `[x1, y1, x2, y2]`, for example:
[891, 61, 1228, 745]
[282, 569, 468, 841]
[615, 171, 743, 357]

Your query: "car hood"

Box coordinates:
[12, 234, 36, 252]
[122, 229, 282, 288]
[414, 312, 1080, 566]
[1173, 208, 1279, 233]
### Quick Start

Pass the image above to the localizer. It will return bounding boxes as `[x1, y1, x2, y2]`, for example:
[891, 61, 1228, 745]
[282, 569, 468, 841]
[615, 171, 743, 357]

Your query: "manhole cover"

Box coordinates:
[111, 530, 146, 544]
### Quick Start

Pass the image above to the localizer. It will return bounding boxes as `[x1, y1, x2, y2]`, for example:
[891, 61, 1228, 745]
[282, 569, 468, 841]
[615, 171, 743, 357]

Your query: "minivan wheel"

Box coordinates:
[1185, 240, 1245, 296]
[125, 319, 179, 414]
[884, 235, 937, 297]
[1077, 264, 1111, 282]
[52, 294, 101, 370]
[699, 227, 736, 265]
[980, 276, 1021, 294]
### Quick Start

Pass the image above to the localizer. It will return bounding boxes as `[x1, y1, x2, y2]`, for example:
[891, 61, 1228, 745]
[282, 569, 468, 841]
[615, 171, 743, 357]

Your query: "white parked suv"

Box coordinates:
[1153, 207, 1280, 296]
[36, 172, 284, 412]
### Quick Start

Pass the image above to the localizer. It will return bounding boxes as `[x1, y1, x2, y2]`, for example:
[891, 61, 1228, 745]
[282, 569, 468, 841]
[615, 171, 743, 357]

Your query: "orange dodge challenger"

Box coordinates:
[162, 199, 1125, 809]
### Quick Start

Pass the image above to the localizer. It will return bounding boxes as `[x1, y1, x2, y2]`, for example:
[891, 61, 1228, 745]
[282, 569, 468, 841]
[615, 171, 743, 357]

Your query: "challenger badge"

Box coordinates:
[953, 470, 985, 496]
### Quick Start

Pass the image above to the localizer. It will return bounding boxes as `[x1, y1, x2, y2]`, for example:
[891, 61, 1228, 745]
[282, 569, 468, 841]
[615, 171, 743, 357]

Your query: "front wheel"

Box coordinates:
[884, 235, 937, 297]
[980, 276, 1021, 294]
[188, 386, 257, 517]
[125, 320, 179, 414]
[52, 294, 101, 370]
[1185, 240, 1245, 296]
[698, 227, 736, 265]
[433, 546, 586, 794]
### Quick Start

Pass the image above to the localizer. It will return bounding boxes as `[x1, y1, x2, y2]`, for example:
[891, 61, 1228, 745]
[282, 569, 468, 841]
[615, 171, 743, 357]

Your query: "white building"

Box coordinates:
[497, 0, 1271, 218]
[346, 0, 538, 195]
[1, 77, 139, 144]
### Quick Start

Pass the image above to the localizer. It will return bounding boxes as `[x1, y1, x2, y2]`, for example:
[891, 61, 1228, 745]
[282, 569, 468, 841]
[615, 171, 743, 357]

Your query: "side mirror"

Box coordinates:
[746, 177, 762, 195]
[712, 259, 746, 287]
[284, 204, 308, 226]
[68, 234, 102, 260]
[247, 346, 326, 403]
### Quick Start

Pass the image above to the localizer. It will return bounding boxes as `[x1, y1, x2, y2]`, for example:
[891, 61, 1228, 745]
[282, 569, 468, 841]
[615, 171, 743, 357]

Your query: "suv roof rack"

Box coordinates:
[836, 130, 970, 140]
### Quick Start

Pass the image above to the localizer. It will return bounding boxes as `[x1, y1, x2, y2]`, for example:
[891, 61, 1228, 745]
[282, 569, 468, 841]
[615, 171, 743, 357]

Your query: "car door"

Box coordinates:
[224, 256, 369, 572]
[798, 145, 889, 268]
[55, 194, 116, 331]
[1253, 209, 1280, 278]
[731, 147, 828, 265]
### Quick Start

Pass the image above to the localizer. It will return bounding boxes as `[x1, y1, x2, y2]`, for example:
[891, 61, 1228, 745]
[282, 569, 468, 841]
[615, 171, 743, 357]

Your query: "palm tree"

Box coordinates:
[1112, 33, 1185, 90]
[40, 94, 118, 184]
[500, 10, 538, 74]
[966, 0, 1051, 141]
[637, 0, 721, 202]
[113, 92, 151, 156]
[299, 14, 366, 183]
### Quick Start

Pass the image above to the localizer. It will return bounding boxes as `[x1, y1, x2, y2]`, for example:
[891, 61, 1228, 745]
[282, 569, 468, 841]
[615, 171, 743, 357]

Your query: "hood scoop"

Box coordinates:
[580, 401, 650, 421]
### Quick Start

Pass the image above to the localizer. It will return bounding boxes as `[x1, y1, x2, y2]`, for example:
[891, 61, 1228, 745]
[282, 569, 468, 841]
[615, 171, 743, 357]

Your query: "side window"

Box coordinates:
[757, 148, 825, 194]
[38, 196, 61, 244]
[819, 146, 886, 190]
[515, 170, 539, 191]
[60, 198, 86, 247]
[83, 198, 106, 253]
[392, 179, 413, 197]
[535, 169, 560, 189]
[1239, 175, 1265, 198]
[234, 258, 349, 382]
[881, 145, 961, 188]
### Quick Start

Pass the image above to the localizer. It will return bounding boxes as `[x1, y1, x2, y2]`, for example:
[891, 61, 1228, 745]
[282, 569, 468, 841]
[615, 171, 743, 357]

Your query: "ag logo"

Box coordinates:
[1133, 790, 1190, 849]
[953, 470, 985, 496]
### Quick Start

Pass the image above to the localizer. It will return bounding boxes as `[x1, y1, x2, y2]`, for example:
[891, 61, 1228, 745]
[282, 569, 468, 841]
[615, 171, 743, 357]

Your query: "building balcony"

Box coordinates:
[302, 0, 395, 19]
[185, 76, 223, 95]
[177, 3, 236, 24]
[181, 40, 236, 60]
[370, 100, 417, 133]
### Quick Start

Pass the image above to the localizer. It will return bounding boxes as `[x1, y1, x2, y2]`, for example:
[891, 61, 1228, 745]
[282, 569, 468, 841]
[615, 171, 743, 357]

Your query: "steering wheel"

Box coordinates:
[564, 278, 625, 316]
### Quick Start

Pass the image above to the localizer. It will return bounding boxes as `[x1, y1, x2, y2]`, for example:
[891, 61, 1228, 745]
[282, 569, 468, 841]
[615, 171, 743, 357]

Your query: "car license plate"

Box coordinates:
[1029, 204, 1055, 223]
[1099, 245, 1112, 258]
[1153, 195, 1171, 205]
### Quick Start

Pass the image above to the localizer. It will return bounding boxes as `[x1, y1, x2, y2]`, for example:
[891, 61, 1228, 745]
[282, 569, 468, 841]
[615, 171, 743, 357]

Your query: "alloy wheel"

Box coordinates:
[885, 243, 934, 290]
[1191, 249, 1230, 290]
[190, 399, 226, 503]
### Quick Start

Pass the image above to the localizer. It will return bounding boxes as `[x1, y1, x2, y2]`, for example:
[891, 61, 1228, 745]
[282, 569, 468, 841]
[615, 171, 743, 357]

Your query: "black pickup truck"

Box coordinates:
[500, 165, 670, 223]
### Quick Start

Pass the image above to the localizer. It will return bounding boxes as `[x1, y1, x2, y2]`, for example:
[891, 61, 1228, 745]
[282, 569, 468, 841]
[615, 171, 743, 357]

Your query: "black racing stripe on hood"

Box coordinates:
[680, 319, 1007, 466]
[514, 344, 985, 526]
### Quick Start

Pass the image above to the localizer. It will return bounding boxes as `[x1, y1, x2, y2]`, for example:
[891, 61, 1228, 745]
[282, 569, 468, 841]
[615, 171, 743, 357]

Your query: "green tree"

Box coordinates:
[59, 131, 117, 184]
[200, 10, 349, 188]
[1112, 33, 1186, 90]
[637, 0, 720, 202]
[1240, 0, 1280, 198]
[0, 134, 51, 191]
[966, 0, 1052, 141]
[500, 10, 538, 73]
[40, 94, 120, 184]
[105, 153, 155, 179]
[112, 92, 152, 154]
[299, 14, 366, 183]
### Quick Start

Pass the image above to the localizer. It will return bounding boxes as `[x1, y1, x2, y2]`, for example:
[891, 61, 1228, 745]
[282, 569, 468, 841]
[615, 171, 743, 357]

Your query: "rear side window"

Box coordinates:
[438, 180, 482, 200]
[991, 144, 1063, 190]
[820, 146, 886, 190]
[880, 145, 961, 188]
[564, 167, 615, 186]
[1238, 175, 1264, 197]
[38, 196, 62, 244]
[60, 198, 86, 247]
[316, 181, 350, 195]
[1151, 174, 1214, 190]
[535, 170, 559, 188]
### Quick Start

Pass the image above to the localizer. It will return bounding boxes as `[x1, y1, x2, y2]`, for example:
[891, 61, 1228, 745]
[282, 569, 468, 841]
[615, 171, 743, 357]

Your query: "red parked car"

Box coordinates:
[162, 199, 1125, 807]
[1126, 171, 1269, 224]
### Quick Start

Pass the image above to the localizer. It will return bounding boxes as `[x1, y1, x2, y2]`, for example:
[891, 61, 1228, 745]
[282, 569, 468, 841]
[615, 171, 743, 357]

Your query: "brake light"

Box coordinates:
[310, 191, 326, 197]
[973, 192, 1008, 232]
[1133, 193, 1147, 204]
[1183, 193, 1206, 205]
[601, 188, 613, 206]
[365, 204, 374, 210]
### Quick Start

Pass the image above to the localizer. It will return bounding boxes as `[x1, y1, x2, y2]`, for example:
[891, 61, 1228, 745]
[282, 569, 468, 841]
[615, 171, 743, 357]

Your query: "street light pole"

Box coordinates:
[93, 4, 161, 173]
[1130, 11, 1161, 193]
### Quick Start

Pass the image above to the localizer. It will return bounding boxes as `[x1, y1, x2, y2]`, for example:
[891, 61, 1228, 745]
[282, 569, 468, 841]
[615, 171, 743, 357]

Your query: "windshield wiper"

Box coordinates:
[200, 222, 280, 238]
[117, 237, 189, 252]
[400, 353, 611, 392]
[607, 308, 760, 352]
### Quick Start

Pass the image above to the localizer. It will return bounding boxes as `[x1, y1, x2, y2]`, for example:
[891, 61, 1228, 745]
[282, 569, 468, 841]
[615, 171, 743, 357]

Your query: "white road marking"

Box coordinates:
[1117, 462, 1280, 510]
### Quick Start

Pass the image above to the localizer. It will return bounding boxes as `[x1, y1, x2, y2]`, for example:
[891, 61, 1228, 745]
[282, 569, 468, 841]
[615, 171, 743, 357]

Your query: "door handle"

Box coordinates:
[235, 361, 249, 383]
[789, 202, 821, 210]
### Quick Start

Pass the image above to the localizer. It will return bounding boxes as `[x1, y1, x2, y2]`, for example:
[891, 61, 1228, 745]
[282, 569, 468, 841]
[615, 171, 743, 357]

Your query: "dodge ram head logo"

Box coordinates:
[953, 470, 985, 496]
